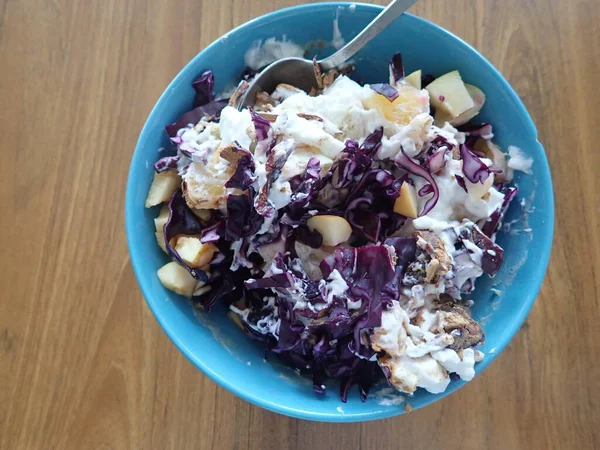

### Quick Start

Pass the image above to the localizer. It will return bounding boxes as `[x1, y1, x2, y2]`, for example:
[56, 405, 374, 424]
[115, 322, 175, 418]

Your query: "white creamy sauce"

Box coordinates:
[507, 145, 533, 174]
[244, 37, 305, 70]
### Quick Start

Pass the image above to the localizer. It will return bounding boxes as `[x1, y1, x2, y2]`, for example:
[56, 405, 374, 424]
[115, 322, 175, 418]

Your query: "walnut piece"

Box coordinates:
[436, 302, 485, 350]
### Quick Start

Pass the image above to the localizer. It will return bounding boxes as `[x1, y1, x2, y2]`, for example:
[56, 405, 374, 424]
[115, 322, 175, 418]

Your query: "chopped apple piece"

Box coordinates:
[426, 71, 474, 118]
[393, 182, 419, 218]
[405, 70, 422, 89]
[465, 173, 494, 200]
[154, 206, 170, 233]
[307, 215, 352, 247]
[157, 262, 197, 297]
[145, 170, 181, 208]
[435, 83, 486, 126]
[174, 236, 217, 268]
[363, 84, 429, 126]
[155, 232, 167, 253]
[465, 84, 486, 110]
[191, 208, 211, 222]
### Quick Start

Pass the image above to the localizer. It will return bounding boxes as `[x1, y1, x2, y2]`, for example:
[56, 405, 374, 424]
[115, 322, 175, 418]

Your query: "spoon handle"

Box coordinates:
[319, 0, 419, 71]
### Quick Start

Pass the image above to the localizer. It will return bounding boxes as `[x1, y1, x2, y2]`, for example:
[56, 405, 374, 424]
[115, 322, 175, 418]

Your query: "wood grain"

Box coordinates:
[1, 0, 598, 448]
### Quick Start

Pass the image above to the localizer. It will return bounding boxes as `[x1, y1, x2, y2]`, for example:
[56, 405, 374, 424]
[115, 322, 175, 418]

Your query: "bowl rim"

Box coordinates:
[126, 2, 554, 422]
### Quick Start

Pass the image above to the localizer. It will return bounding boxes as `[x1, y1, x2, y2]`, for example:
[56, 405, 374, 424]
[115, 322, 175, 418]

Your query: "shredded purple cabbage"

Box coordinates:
[222, 145, 257, 191]
[164, 190, 209, 281]
[394, 148, 440, 216]
[481, 186, 518, 237]
[371, 83, 399, 102]
[192, 71, 215, 107]
[389, 53, 404, 84]
[153, 156, 180, 173]
[455, 174, 468, 193]
[460, 144, 491, 184]
[165, 101, 228, 137]
[424, 149, 447, 174]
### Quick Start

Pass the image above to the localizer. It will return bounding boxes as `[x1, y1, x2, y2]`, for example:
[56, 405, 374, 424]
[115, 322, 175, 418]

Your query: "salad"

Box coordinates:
[144, 51, 531, 402]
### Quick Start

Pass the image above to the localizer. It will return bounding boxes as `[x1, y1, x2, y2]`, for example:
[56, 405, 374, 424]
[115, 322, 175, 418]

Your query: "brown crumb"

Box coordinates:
[228, 80, 249, 108]
[297, 113, 323, 122]
[313, 57, 324, 90]
[321, 69, 339, 88]
[255, 91, 276, 110]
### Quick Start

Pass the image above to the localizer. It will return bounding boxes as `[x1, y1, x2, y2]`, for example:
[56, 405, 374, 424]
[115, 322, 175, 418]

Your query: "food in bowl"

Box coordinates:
[144, 50, 531, 401]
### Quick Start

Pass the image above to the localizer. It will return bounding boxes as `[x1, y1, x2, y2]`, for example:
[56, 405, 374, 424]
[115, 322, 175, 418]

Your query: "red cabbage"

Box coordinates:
[461, 122, 493, 139]
[296, 226, 323, 248]
[421, 74, 435, 87]
[193, 258, 251, 311]
[455, 174, 468, 193]
[389, 53, 404, 84]
[460, 144, 491, 184]
[360, 126, 384, 157]
[222, 145, 257, 191]
[371, 83, 399, 102]
[256, 138, 295, 218]
[200, 221, 224, 243]
[424, 149, 447, 174]
[394, 147, 440, 216]
[192, 71, 215, 107]
[165, 100, 227, 137]
[287, 157, 321, 211]
[481, 186, 518, 237]
[225, 190, 264, 241]
[153, 156, 180, 173]
[458, 224, 504, 276]
[164, 190, 209, 281]
[249, 108, 272, 146]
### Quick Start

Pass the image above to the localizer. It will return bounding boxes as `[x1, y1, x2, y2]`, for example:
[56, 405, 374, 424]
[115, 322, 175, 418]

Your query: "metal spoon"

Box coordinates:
[239, 0, 419, 110]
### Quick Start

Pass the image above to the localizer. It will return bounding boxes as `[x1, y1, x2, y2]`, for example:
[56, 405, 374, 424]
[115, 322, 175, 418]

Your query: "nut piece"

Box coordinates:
[157, 261, 197, 298]
[145, 170, 181, 208]
[255, 91, 276, 110]
[228, 80, 249, 108]
[174, 236, 217, 268]
[404, 230, 452, 285]
[393, 182, 419, 218]
[436, 303, 485, 350]
[306, 215, 352, 247]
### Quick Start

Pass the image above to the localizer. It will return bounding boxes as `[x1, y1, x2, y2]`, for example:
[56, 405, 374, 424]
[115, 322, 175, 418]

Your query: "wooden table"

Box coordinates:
[1, 0, 599, 448]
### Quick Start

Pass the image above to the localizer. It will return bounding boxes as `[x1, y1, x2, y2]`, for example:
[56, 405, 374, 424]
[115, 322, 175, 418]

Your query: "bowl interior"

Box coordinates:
[126, 3, 554, 422]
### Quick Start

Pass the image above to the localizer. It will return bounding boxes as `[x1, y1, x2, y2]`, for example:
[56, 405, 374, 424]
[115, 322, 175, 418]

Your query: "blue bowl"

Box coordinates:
[126, 2, 554, 422]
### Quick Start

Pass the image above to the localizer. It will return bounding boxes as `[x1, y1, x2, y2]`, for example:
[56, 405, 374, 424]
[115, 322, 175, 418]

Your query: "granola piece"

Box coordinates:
[256, 112, 278, 122]
[255, 91, 276, 110]
[403, 230, 452, 284]
[228, 80, 249, 108]
[313, 57, 324, 90]
[297, 113, 323, 122]
[436, 302, 485, 350]
[321, 68, 339, 88]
